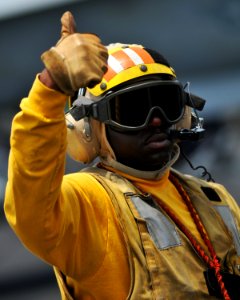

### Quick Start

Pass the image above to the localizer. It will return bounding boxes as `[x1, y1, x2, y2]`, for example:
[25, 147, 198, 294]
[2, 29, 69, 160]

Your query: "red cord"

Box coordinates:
[154, 173, 231, 300]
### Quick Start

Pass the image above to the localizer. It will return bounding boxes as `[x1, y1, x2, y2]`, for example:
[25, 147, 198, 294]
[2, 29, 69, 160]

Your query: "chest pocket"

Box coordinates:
[130, 195, 182, 249]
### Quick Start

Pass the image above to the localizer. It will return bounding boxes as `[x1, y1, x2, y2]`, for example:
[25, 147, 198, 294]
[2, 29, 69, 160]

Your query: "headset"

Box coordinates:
[66, 43, 208, 181]
[169, 82, 206, 141]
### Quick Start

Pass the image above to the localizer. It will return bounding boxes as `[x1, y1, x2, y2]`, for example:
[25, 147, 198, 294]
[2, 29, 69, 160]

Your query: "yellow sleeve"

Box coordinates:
[4, 76, 110, 280]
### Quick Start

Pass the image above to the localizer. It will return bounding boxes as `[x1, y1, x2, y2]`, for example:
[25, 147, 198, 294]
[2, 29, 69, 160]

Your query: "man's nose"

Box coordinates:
[149, 116, 162, 127]
[148, 108, 163, 127]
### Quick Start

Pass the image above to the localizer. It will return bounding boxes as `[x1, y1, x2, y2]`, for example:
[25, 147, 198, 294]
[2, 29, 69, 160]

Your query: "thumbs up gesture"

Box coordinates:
[41, 11, 108, 96]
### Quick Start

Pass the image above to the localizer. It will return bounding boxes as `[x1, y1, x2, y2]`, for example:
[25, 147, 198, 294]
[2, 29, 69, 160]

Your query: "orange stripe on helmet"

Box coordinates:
[103, 47, 155, 82]
[104, 50, 135, 82]
[104, 66, 117, 82]
[112, 50, 136, 70]
[130, 47, 155, 64]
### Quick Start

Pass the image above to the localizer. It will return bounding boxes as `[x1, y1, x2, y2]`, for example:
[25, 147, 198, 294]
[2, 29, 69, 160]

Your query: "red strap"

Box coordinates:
[154, 173, 231, 300]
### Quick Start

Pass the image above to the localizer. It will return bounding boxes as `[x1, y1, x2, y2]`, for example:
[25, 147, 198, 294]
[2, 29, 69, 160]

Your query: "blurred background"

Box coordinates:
[0, 0, 240, 299]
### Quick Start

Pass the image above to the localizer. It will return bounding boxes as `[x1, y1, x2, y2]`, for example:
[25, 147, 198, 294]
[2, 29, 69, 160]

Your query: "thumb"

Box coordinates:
[60, 11, 77, 38]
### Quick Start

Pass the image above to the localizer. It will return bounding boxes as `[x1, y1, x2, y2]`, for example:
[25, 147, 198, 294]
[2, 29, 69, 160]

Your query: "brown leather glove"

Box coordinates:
[41, 11, 108, 96]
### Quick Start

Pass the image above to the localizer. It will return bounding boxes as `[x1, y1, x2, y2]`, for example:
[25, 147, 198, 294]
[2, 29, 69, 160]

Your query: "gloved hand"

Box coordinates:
[41, 11, 108, 96]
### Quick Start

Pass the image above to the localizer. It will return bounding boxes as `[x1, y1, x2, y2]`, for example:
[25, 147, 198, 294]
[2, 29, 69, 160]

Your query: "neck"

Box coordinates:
[100, 144, 180, 180]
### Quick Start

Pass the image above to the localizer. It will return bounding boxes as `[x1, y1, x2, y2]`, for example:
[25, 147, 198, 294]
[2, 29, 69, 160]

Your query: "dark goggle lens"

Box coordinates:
[109, 85, 184, 127]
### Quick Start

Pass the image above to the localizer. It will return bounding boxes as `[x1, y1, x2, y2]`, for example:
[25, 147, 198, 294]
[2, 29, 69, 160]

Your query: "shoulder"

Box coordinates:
[171, 168, 239, 210]
[171, 167, 226, 190]
[62, 169, 111, 202]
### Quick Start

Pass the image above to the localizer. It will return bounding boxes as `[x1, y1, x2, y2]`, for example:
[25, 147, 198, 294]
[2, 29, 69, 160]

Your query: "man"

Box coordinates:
[4, 11, 240, 300]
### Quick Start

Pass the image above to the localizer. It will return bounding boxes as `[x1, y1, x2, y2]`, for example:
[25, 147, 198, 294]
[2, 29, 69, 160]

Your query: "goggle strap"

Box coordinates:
[69, 97, 94, 121]
[186, 92, 206, 111]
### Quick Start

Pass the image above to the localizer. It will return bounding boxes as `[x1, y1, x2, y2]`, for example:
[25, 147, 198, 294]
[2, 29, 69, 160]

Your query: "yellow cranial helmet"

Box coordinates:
[87, 43, 176, 97]
[66, 43, 205, 164]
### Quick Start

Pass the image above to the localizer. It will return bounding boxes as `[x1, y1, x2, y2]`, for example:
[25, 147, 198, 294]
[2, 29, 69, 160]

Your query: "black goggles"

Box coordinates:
[94, 80, 186, 130]
[69, 79, 206, 131]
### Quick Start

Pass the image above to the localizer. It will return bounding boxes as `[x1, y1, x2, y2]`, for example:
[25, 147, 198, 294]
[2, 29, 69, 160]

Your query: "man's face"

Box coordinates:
[106, 110, 176, 171]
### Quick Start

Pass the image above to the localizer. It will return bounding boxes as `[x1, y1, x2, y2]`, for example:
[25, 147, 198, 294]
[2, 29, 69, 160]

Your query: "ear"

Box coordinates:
[175, 106, 192, 130]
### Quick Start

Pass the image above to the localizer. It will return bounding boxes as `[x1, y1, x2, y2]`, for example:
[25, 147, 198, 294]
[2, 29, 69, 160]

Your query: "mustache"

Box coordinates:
[144, 130, 170, 144]
[105, 123, 172, 137]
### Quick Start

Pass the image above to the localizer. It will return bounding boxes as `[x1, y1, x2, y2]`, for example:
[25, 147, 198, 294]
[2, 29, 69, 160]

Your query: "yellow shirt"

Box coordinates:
[103, 165, 208, 252]
[4, 76, 209, 299]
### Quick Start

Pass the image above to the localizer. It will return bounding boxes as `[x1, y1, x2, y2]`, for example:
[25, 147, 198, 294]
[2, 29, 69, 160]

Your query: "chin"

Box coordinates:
[138, 159, 169, 171]
[142, 152, 173, 171]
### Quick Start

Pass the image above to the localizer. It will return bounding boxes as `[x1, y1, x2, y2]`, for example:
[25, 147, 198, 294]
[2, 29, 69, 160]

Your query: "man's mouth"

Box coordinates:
[144, 132, 172, 150]
[145, 132, 169, 144]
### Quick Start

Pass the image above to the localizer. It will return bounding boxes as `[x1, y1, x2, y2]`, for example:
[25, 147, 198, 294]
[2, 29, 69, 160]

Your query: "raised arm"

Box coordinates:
[4, 11, 109, 277]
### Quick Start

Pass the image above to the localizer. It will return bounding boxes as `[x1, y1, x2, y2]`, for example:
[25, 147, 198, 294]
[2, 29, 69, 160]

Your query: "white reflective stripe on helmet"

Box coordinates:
[108, 55, 124, 74]
[123, 47, 144, 65]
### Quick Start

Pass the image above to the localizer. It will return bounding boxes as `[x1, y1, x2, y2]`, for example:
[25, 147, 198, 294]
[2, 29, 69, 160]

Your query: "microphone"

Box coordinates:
[169, 127, 205, 141]
[169, 114, 205, 141]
